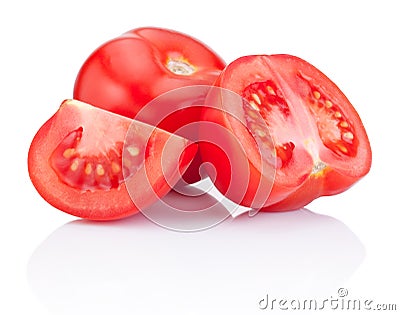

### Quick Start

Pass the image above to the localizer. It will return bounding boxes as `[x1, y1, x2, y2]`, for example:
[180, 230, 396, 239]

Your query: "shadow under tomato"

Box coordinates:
[27, 203, 365, 315]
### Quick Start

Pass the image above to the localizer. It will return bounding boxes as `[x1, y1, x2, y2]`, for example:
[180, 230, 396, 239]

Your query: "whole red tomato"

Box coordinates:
[73, 27, 225, 183]
[200, 55, 372, 211]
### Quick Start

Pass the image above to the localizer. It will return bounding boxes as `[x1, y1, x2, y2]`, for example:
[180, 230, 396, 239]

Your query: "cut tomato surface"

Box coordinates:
[200, 55, 372, 211]
[28, 100, 197, 220]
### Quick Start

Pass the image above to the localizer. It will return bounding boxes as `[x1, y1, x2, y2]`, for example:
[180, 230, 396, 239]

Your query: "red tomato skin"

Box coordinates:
[73, 27, 225, 119]
[73, 27, 225, 183]
[28, 100, 197, 221]
[200, 55, 372, 211]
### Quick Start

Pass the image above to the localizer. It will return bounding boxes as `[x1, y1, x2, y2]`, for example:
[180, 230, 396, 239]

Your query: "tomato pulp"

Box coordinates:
[73, 27, 226, 183]
[200, 55, 372, 211]
[28, 100, 197, 220]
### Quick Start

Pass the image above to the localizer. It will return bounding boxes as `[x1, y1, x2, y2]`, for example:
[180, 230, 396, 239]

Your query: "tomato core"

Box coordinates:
[166, 58, 196, 76]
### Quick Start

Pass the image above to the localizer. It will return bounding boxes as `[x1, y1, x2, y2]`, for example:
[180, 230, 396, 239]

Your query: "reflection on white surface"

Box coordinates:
[27, 192, 365, 315]
[139, 183, 234, 232]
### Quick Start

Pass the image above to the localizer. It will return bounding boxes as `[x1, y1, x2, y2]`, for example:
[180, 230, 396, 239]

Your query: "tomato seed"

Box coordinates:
[127, 146, 140, 157]
[266, 85, 276, 95]
[84, 163, 92, 175]
[337, 144, 348, 153]
[325, 100, 333, 108]
[249, 101, 260, 111]
[343, 131, 354, 140]
[252, 93, 261, 105]
[111, 162, 121, 173]
[70, 159, 79, 171]
[63, 148, 75, 159]
[313, 91, 321, 99]
[96, 164, 105, 176]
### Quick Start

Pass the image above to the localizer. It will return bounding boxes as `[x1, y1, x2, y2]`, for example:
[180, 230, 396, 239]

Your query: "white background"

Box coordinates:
[1, 0, 399, 314]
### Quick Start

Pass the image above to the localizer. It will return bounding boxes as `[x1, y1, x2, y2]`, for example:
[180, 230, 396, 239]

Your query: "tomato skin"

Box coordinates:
[28, 100, 197, 220]
[263, 167, 358, 211]
[200, 55, 372, 211]
[73, 26, 225, 121]
[74, 27, 225, 118]
[73, 27, 225, 183]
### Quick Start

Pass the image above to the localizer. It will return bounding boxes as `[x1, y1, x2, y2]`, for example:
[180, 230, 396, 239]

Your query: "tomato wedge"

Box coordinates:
[200, 54, 372, 211]
[28, 99, 197, 220]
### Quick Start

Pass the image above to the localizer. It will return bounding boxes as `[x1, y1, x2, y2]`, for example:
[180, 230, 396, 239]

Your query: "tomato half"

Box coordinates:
[200, 54, 372, 211]
[73, 27, 226, 183]
[28, 99, 197, 220]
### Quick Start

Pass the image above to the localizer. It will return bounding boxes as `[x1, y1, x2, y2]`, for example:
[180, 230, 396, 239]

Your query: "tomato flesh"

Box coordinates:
[242, 80, 295, 168]
[28, 100, 197, 220]
[200, 54, 372, 211]
[50, 126, 146, 191]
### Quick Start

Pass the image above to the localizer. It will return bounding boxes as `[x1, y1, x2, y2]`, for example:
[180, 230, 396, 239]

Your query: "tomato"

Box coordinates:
[73, 27, 226, 183]
[200, 55, 372, 211]
[28, 99, 197, 220]
[73, 27, 225, 118]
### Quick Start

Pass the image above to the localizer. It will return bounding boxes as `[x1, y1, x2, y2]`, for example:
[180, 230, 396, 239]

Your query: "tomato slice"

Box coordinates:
[28, 100, 197, 220]
[200, 54, 372, 211]
[73, 27, 225, 184]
